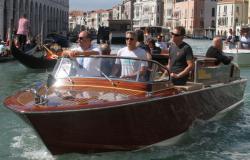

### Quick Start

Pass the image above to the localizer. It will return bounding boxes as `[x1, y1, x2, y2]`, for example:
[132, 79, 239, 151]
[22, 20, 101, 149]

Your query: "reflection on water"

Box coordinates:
[1, 39, 250, 160]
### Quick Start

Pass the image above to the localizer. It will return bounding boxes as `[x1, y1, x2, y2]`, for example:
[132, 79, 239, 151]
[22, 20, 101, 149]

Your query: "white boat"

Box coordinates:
[223, 25, 250, 66]
[224, 48, 250, 66]
[223, 46, 250, 67]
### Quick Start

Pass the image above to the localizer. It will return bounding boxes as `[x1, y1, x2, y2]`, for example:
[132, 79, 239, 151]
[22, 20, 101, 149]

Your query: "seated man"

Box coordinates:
[99, 43, 115, 76]
[206, 36, 233, 65]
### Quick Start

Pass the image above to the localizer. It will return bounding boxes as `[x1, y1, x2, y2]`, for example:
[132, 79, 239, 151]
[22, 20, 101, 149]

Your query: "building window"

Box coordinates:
[212, 8, 215, 17]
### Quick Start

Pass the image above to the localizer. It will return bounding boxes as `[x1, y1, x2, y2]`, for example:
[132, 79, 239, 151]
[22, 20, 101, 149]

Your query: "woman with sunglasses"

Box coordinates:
[167, 26, 194, 85]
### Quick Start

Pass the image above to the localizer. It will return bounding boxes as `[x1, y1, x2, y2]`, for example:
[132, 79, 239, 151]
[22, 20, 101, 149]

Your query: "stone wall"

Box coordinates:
[0, 0, 69, 40]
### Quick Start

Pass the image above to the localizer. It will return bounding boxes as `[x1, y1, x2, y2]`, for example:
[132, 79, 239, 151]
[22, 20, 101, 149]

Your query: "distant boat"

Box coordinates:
[224, 48, 250, 66]
[4, 56, 247, 155]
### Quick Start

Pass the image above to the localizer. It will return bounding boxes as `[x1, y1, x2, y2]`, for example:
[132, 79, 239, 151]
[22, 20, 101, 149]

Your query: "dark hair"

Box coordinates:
[147, 38, 155, 45]
[174, 26, 186, 36]
[135, 29, 144, 42]
[22, 14, 27, 18]
[126, 31, 137, 41]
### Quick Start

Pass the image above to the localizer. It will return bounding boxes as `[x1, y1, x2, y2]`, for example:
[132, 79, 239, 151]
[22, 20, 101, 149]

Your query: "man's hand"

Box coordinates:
[170, 72, 180, 79]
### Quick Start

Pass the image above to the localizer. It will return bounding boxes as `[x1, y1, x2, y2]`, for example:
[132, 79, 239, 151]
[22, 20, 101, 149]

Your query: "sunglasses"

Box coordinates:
[126, 37, 134, 41]
[171, 32, 182, 37]
[78, 37, 88, 40]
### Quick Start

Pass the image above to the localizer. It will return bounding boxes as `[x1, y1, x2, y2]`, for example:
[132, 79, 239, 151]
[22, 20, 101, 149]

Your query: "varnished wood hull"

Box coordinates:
[9, 79, 246, 155]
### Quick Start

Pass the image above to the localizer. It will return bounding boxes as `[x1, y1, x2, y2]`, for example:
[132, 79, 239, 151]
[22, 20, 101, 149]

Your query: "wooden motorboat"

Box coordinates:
[4, 56, 247, 155]
[11, 44, 57, 69]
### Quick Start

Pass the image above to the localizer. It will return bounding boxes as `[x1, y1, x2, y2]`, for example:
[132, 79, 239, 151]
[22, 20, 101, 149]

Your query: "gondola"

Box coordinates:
[11, 44, 57, 69]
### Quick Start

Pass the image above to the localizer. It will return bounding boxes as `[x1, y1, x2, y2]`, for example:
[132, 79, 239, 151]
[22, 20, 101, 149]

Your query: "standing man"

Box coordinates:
[113, 31, 148, 79]
[63, 31, 101, 76]
[16, 14, 30, 49]
[206, 36, 233, 65]
[167, 26, 194, 85]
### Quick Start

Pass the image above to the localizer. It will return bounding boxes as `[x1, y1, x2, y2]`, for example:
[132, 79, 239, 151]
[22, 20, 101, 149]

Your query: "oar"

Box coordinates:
[43, 44, 58, 58]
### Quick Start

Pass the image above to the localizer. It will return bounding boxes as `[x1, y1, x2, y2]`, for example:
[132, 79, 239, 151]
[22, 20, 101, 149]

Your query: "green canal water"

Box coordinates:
[1, 39, 250, 160]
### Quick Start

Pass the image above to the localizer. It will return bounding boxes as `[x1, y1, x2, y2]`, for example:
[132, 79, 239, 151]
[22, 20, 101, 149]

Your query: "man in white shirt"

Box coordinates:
[63, 31, 101, 77]
[113, 31, 148, 79]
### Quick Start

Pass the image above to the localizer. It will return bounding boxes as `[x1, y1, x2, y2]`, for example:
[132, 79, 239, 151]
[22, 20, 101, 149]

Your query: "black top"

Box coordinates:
[169, 42, 194, 74]
[205, 46, 232, 65]
[137, 42, 150, 53]
[150, 46, 161, 55]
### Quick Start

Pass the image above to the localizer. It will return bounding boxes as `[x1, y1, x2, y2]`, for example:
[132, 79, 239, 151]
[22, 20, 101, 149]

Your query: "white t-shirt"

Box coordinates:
[73, 45, 101, 77]
[155, 41, 168, 50]
[115, 47, 147, 77]
[240, 36, 250, 49]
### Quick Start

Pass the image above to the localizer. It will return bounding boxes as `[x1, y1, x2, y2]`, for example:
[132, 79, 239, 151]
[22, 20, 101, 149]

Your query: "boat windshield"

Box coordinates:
[52, 56, 170, 82]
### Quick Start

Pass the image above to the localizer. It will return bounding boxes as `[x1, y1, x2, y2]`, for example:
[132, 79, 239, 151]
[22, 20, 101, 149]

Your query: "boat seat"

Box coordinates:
[174, 82, 203, 91]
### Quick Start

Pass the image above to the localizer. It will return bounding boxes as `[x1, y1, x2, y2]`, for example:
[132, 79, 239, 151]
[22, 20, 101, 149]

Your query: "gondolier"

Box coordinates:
[16, 14, 30, 50]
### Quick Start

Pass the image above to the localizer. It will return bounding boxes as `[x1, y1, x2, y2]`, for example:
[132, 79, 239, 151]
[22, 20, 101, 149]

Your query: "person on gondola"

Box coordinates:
[16, 14, 30, 50]
[167, 26, 194, 85]
[206, 36, 233, 65]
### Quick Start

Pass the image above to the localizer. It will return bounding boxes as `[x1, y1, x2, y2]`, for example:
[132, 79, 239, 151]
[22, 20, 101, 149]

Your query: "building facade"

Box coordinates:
[163, 0, 174, 29]
[203, 0, 217, 39]
[0, 0, 69, 40]
[133, 0, 164, 28]
[216, 0, 248, 37]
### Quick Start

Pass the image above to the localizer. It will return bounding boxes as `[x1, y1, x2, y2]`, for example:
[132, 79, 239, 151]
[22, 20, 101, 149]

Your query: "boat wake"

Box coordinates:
[10, 128, 54, 160]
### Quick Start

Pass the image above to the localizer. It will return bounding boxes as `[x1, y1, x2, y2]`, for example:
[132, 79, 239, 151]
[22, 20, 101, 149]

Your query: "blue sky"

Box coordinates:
[69, 0, 123, 11]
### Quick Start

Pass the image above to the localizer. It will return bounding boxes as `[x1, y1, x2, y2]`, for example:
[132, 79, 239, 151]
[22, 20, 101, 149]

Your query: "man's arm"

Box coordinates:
[63, 50, 99, 57]
[171, 60, 194, 79]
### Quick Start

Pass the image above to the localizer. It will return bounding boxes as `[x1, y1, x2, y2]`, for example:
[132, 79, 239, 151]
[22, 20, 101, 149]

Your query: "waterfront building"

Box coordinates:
[133, 0, 164, 29]
[173, 0, 206, 38]
[204, 0, 217, 39]
[100, 10, 113, 27]
[86, 10, 113, 30]
[163, 0, 174, 29]
[122, 0, 135, 20]
[0, 0, 69, 41]
[112, 4, 123, 20]
[69, 11, 86, 33]
[248, 0, 250, 24]
[216, 0, 248, 37]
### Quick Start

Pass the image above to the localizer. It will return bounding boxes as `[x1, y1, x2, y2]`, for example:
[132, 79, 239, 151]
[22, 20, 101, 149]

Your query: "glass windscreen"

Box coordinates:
[52, 56, 170, 82]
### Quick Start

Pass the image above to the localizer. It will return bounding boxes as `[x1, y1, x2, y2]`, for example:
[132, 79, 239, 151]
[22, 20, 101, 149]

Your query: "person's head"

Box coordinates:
[212, 36, 223, 51]
[171, 26, 185, 45]
[125, 31, 137, 50]
[21, 14, 27, 18]
[229, 28, 233, 34]
[147, 38, 156, 48]
[100, 43, 111, 55]
[78, 31, 92, 50]
[157, 35, 163, 42]
[135, 29, 144, 43]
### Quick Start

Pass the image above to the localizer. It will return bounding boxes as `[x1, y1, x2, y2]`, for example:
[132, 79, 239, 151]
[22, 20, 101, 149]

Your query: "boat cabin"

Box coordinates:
[51, 56, 239, 92]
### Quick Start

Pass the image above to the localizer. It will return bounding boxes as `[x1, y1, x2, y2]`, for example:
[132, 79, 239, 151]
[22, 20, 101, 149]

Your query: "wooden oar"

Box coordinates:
[43, 45, 58, 58]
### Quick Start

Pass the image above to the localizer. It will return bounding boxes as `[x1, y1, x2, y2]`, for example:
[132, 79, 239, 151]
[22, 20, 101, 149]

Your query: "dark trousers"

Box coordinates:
[171, 76, 188, 85]
[17, 34, 27, 48]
